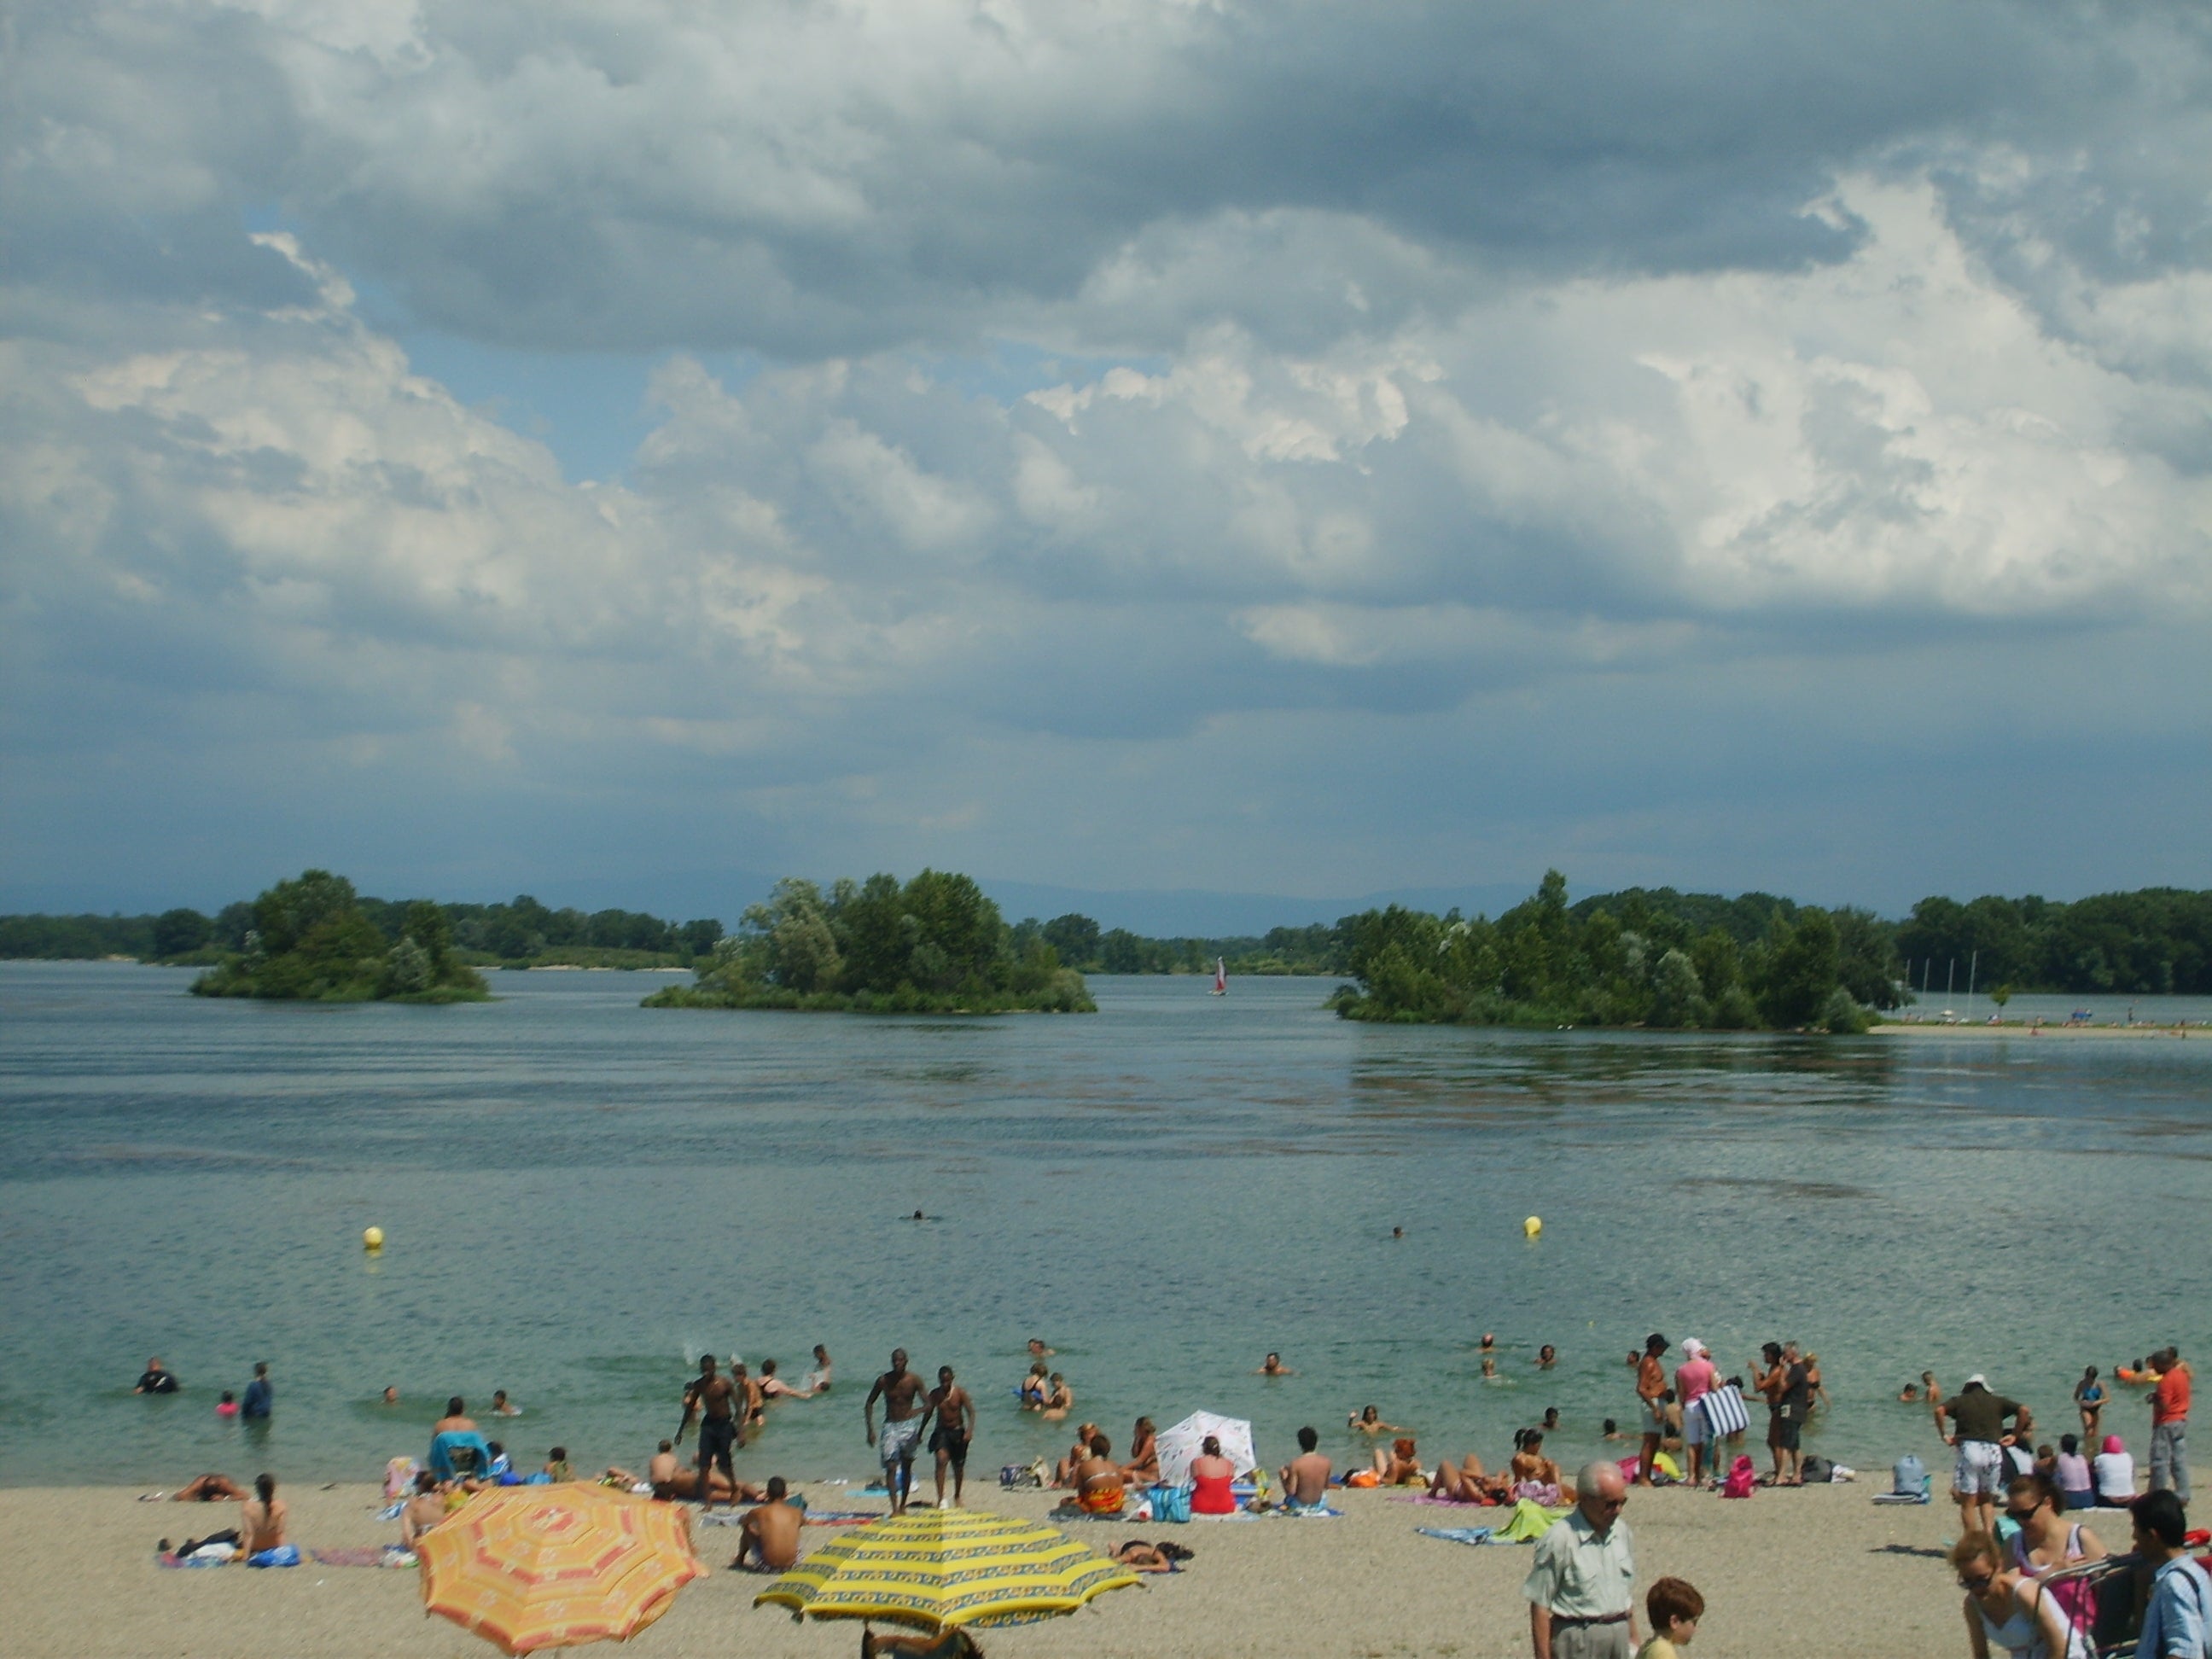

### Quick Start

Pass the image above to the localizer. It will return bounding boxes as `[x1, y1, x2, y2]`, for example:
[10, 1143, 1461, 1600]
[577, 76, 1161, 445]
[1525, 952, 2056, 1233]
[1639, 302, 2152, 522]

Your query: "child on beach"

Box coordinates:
[1637, 1575, 1704, 1657]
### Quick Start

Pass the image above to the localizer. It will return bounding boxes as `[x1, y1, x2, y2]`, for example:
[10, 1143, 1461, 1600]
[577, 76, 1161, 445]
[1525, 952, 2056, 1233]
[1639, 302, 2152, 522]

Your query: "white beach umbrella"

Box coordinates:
[1155, 1411, 1258, 1486]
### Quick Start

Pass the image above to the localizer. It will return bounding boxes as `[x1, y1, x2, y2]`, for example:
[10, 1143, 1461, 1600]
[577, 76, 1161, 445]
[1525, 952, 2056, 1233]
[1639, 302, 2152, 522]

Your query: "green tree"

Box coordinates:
[1042, 913, 1102, 968]
[1756, 910, 1842, 1028]
[152, 908, 212, 958]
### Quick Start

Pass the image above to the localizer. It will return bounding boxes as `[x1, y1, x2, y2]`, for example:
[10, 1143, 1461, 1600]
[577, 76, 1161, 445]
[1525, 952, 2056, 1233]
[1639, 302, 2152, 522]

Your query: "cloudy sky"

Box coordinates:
[5, 0, 2209, 922]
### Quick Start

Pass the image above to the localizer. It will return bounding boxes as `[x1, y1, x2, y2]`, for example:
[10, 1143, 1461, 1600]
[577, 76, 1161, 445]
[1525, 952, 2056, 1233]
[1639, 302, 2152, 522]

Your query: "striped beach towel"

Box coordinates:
[1697, 1383, 1749, 1439]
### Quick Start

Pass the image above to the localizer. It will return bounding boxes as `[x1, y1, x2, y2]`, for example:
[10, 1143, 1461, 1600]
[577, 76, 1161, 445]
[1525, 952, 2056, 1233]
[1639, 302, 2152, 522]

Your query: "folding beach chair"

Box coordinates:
[2041, 1551, 2142, 1657]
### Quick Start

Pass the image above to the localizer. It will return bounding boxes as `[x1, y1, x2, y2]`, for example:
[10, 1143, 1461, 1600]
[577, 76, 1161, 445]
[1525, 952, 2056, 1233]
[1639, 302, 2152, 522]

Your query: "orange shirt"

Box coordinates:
[2153, 1366, 2192, 1425]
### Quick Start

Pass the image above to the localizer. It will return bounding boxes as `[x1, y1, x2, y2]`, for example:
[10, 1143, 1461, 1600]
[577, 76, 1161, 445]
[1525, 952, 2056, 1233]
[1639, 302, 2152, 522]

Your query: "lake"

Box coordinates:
[3, 962, 2209, 1488]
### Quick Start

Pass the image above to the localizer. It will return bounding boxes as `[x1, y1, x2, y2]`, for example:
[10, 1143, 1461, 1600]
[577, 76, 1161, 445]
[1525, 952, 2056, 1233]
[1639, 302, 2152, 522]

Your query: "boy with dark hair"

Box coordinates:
[2133, 1491, 2210, 1658]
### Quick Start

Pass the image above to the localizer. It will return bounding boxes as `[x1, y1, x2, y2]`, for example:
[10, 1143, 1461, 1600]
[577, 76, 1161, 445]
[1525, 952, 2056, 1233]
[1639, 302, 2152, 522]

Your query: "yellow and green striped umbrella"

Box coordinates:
[754, 1507, 1139, 1630]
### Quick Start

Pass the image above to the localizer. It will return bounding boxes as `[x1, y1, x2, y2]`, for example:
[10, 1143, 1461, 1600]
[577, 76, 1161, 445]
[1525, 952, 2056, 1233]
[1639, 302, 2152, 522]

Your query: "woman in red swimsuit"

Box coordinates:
[1189, 1435, 1237, 1514]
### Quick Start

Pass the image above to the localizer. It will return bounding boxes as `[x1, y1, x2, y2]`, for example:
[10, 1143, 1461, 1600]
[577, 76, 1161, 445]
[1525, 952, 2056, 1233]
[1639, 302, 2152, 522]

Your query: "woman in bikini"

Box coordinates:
[2074, 1367, 2107, 1440]
[1426, 1452, 1501, 1503]
[1121, 1417, 1158, 1485]
[1348, 1406, 1402, 1435]
[1370, 1437, 1423, 1486]
[1510, 1429, 1563, 1499]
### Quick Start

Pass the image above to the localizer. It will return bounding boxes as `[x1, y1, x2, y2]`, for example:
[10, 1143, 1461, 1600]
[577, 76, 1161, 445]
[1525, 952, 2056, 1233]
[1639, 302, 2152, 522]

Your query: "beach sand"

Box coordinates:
[1, 1479, 1976, 1657]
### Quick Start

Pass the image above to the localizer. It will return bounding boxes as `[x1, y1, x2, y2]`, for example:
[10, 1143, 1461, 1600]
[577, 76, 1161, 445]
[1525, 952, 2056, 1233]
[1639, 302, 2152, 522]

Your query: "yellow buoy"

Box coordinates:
[364, 1226, 385, 1251]
[1522, 1215, 1541, 1237]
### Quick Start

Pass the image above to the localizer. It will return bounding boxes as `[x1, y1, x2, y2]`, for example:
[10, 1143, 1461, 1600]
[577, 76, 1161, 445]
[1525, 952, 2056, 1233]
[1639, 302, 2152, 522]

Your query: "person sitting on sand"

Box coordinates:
[1511, 1429, 1563, 1500]
[1348, 1406, 1401, 1435]
[2093, 1435, 2136, 1507]
[1121, 1417, 1159, 1485]
[172, 1472, 248, 1502]
[2005, 1471, 2106, 1577]
[1074, 1435, 1126, 1515]
[400, 1471, 445, 1550]
[1371, 1437, 1423, 1486]
[1257, 1353, 1294, 1377]
[1949, 1530, 2073, 1659]
[1279, 1427, 1333, 1507]
[760, 1359, 814, 1401]
[734, 1477, 804, 1572]
[1190, 1435, 1239, 1514]
[1053, 1424, 1103, 1487]
[236, 1473, 296, 1567]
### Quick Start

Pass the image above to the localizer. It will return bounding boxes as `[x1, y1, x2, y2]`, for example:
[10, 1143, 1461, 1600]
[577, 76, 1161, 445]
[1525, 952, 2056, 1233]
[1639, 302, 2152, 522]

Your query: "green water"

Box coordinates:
[3, 962, 2209, 1488]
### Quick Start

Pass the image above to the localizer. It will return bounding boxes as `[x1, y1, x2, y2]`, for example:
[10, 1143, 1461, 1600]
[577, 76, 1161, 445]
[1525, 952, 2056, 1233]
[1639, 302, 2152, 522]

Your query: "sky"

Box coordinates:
[4, 0, 2210, 925]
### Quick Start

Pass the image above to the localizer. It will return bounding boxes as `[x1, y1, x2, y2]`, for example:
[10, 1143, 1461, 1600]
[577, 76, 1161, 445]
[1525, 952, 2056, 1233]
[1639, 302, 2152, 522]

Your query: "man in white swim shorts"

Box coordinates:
[1940, 1373, 2025, 1535]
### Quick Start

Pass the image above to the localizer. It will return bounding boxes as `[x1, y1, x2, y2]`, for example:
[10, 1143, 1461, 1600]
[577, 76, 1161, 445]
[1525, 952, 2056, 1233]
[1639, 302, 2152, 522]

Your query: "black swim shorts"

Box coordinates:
[1773, 1415, 1802, 1452]
[928, 1427, 969, 1467]
[699, 1417, 737, 1464]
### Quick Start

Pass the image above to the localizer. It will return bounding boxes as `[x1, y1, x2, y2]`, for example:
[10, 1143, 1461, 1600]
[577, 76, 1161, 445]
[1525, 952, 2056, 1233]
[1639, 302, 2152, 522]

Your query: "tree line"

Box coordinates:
[189, 870, 490, 1003]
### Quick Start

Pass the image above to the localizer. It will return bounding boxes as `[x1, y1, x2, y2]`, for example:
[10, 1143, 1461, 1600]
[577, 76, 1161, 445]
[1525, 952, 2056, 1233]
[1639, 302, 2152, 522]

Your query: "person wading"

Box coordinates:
[679, 1355, 742, 1511]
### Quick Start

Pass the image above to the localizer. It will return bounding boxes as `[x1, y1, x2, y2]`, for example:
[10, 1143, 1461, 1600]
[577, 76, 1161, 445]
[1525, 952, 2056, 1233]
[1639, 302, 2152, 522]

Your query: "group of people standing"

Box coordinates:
[1627, 1334, 1818, 1488]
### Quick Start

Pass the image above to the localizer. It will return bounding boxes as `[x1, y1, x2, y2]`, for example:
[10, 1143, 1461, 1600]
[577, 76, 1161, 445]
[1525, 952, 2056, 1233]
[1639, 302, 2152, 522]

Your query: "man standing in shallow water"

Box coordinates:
[866, 1349, 929, 1516]
[680, 1355, 742, 1510]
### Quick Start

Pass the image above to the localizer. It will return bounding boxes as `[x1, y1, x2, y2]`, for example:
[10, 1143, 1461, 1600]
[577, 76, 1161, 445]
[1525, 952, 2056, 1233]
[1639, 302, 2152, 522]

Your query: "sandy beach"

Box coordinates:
[1, 1478, 1976, 1658]
[1872, 1021, 2195, 1038]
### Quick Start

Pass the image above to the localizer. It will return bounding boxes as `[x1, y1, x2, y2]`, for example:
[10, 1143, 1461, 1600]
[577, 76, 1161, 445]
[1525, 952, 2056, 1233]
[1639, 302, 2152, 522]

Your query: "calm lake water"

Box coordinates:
[3, 962, 2209, 1487]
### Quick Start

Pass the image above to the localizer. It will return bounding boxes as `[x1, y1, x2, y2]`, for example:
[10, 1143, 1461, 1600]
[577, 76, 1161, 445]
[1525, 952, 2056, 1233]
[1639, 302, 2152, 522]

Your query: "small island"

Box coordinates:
[644, 870, 1094, 1014]
[1328, 870, 1895, 1033]
[190, 870, 491, 1003]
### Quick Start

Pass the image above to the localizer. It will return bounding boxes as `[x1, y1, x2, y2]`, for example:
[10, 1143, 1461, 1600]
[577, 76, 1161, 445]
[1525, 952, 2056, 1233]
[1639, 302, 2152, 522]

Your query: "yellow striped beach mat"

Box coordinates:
[754, 1507, 1140, 1630]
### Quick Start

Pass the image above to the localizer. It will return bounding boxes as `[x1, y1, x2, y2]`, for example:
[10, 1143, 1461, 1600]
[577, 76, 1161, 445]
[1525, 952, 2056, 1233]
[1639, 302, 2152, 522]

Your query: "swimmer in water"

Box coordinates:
[1348, 1406, 1402, 1435]
[1481, 1356, 1499, 1379]
[1537, 1344, 1557, 1369]
[910, 1209, 926, 1221]
[491, 1389, 520, 1417]
[1479, 1333, 1498, 1355]
[1257, 1353, 1295, 1377]
[1391, 1226, 1404, 1239]
[1543, 1406, 1561, 1431]
[381, 1386, 399, 1406]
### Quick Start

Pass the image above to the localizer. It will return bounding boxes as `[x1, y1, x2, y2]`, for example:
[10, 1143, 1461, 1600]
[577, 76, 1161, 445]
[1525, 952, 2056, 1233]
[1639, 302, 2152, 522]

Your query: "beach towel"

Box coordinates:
[1493, 1499, 1569, 1543]
[1871, 1490, 1932, 1505]
[384, 1458, 420, 1500]
[1697, 1384, 1750, 1439]
[157, 1550, 235, 1569]
[1417, 1526, 1497, 1546]
[1275, 1504, 1342, 1518]
[310, 1545, 417, 1568]
[1391, 1493, 1495, 1507]
[247, 1545, 302, 1568]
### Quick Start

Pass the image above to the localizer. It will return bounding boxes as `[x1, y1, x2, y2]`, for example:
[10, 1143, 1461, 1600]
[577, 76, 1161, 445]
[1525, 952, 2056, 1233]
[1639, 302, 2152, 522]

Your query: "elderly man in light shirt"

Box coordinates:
[1524, 1461, 1637, 1659]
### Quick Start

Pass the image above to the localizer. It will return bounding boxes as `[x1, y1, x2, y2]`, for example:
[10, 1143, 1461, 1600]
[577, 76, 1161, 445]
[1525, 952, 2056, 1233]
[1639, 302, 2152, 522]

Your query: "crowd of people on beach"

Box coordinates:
[135, 1325, 2212, 1658]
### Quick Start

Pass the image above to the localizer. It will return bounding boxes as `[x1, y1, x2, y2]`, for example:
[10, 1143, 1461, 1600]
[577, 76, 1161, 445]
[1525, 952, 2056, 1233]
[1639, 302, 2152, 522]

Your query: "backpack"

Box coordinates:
[1893, 1453, 1929, 1497]
[1721, 1455, 1756, 1499]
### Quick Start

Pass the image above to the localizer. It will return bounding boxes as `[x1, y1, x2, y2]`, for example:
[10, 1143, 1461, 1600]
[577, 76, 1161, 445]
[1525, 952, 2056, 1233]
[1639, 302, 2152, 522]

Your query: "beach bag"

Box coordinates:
[1893, 1453, 1929, 1498]
[1721, 1455, 1755, 1499]
[1698, 1384, 1749, 1439]
[1147, 1483, 1192, 1523]
[999, 1463, 1043, 1489]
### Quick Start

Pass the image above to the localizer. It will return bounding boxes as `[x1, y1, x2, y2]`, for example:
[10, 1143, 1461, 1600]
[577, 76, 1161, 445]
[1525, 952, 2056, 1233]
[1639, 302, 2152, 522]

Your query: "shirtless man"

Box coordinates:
[236, 1474, 289, 1564]
[1279, 1426, 1333, 1507]
[679, 1356, 742, 1508]
[1258, 1353, 1295, 1377]
[434, 1396, 478, 1435]
[490, 1390, 520, 1417]
[734, 1476, 804, 1572]
[731, 1362, 766, 1429]
[923, 1365, 975, 1508]
[865, 1349, 929, 1516]
[399, 1470, 445, 1550]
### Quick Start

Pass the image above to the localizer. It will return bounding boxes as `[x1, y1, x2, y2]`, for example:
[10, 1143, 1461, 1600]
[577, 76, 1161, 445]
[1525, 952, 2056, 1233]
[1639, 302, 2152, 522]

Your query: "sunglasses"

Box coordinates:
[1958, 1572, 1995, 1592]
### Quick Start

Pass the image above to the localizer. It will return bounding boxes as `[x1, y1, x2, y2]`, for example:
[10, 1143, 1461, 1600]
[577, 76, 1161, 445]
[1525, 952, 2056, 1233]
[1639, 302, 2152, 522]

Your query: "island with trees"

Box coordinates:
[189, 870, 491, 1002]
[643, 871, 1094, 1014]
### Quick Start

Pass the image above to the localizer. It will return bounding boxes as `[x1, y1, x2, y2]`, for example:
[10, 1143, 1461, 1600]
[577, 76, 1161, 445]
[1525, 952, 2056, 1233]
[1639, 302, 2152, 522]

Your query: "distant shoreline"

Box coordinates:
[1873, 1020, 2195, 1038]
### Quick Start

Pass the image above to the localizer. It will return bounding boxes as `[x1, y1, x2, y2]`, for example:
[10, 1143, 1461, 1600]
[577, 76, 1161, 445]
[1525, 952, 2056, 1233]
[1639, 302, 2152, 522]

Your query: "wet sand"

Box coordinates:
[0, 1478, 1976, 1658]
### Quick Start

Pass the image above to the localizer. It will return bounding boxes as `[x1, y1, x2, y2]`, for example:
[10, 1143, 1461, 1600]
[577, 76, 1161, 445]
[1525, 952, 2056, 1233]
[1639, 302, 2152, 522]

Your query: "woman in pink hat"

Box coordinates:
[1674, 1340, 1720, 1487]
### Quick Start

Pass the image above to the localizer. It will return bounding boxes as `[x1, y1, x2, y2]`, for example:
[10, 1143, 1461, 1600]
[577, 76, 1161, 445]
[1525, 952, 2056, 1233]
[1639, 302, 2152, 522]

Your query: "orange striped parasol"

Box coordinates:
[416, 1484, 705, 1655]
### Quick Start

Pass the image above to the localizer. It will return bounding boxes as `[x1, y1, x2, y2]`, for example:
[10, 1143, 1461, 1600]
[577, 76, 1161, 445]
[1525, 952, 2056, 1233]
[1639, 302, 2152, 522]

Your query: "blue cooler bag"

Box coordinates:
[1147, 1483, 1192, 1523]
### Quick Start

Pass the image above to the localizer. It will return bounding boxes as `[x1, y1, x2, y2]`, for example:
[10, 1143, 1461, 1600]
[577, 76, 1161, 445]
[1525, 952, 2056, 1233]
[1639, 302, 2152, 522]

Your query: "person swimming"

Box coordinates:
[1348, 1406, 1401, 1435]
